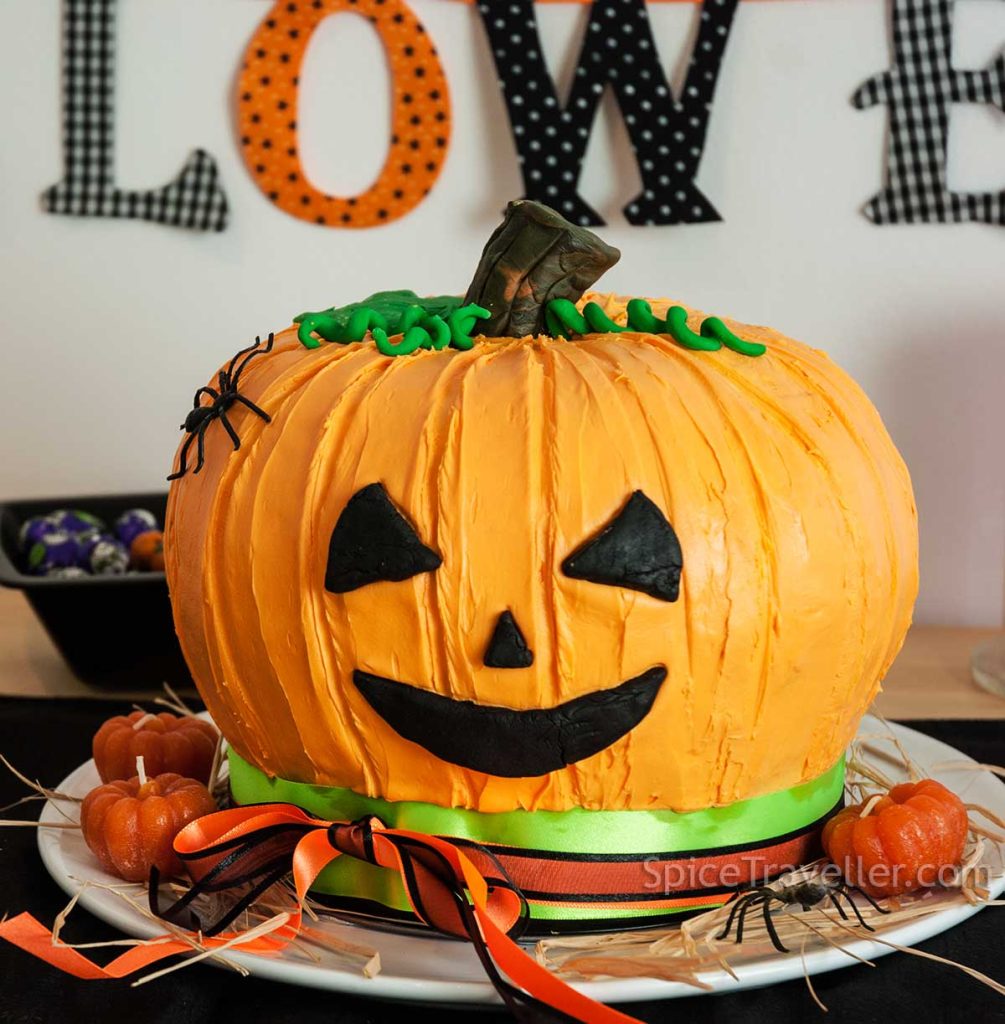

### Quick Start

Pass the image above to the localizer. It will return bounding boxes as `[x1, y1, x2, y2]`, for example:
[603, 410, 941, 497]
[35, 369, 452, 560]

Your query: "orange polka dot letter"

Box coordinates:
[237, 0, 451, 228]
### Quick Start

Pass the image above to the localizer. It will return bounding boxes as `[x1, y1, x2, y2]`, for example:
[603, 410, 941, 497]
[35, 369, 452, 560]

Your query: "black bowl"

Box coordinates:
[0, 492, 192, 690]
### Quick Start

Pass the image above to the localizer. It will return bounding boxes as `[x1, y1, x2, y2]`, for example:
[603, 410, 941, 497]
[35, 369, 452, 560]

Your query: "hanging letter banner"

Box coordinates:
[33, 0, 1005, 232]
[853, 0, 1005, 225]
[43, 0, 229, 232]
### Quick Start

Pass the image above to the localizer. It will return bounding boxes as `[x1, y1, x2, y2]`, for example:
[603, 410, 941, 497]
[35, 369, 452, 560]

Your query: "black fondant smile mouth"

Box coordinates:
[352, 666, 667, 778]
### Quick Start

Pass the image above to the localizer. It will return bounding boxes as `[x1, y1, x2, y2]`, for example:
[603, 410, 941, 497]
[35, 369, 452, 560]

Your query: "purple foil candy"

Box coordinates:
[25, 530, 80, 575]
[19, 514, 63, 550]
[114, 509, 159, 548]
[74, 528, 108, 567]
[49, 509, 107, 535]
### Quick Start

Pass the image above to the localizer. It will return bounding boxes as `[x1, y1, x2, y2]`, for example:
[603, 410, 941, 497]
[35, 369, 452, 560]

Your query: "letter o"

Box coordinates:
[237, 0, 451, 228]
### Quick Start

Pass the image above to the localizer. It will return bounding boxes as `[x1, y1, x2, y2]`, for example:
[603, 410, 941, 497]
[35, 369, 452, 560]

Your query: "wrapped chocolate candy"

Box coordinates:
[49, 509, 107, 535]
[75, 529, 109, 565]
[88, 538, 130, 576]
[114, 509, 159, 549]
[25, 530, 80, 575]
[18, 513, 63, 550]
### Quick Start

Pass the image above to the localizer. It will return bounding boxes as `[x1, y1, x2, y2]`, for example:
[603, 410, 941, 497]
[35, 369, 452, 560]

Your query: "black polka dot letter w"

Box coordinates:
[475, 0, 739, 227]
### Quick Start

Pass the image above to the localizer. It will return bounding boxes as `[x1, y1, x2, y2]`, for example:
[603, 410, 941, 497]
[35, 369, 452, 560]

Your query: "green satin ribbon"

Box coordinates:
[229, 752, 844, 921]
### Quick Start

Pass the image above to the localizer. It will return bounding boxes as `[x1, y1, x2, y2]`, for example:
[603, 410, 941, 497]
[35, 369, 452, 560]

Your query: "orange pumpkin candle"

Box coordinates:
[93, 710, 218, 785]
[80, 756, 217, 882]
[822, 779, 969, 898]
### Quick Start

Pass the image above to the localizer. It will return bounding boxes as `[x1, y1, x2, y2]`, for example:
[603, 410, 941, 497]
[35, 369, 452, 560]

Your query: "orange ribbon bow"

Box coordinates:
[1, 804, 644, 1024]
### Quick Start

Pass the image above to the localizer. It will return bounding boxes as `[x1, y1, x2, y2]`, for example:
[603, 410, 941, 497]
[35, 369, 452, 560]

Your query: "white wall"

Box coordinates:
[0, 0, 1003, 625]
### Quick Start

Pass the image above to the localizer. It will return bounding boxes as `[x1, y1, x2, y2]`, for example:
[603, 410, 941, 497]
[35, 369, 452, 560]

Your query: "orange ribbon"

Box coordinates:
[0, 805, 644, 1023]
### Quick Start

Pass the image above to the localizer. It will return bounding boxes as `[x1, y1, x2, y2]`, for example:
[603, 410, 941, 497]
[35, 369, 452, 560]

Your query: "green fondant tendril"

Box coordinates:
[545, 298, 588, 339]
[424, 315, 453, 351]
[582, 301, 626, 334]
[401, 305, 426, 332]
[542, 297, 764, 358]
[665, 306, 722, 352]
[374, 326, 420, 356]
[448, 304, 490, 350]
[296, 313, 334, 349]
[700, 316, 767, 357]
[346, 308, 388, 342]
[625, 299, 662, 334]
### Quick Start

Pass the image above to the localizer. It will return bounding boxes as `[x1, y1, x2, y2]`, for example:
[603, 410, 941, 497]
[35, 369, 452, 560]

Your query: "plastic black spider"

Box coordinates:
[167, 333, 274, 481]
[716, 877, 889, 953]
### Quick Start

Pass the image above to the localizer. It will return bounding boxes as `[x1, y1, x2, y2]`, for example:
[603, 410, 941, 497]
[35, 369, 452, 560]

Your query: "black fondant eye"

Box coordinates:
[325, 483, 441, 594]
[561, 490, 683, 602]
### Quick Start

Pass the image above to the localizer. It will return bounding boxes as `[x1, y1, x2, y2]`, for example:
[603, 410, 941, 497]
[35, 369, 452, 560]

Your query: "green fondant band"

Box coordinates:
[228, 752, 844, 924]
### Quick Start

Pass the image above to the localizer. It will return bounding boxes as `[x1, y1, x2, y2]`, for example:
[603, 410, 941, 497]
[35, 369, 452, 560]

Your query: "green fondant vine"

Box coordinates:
[544, 298, 766, 357]
[295, 290, 765, 359]
[295, 291, 491, 356]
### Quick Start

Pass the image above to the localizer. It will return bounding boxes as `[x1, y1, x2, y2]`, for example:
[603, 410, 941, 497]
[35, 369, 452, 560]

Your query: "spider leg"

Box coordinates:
[231, 333, 271, 381]
[194, 386, 219, 406]
[826, 890, 849, 921]
[736, 895, 765, 945]
[226, 336, 263, 380]
[218, 409, 242, 451]
[846, 884, 889, 916]
[167, 431, 195, 481]
[231, 332, 275, 386]
[840, 890, 875, 932]
[231, 393, 271, 422]
[715, 893, 749, 942]
[761, 897, 788, 953]
[193, 424, 207, 475]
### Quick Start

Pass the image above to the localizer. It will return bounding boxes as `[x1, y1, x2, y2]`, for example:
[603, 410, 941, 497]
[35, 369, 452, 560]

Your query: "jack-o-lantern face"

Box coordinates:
[165, 293, 917, 814]
[325, 482, 677, 778]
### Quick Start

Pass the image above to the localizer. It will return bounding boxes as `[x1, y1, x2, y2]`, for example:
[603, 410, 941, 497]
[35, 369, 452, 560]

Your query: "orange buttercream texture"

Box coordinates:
[165, 295, 918, 814]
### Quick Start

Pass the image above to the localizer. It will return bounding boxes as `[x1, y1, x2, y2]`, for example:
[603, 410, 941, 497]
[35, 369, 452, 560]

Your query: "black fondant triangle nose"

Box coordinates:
[483, 610, 534, 669]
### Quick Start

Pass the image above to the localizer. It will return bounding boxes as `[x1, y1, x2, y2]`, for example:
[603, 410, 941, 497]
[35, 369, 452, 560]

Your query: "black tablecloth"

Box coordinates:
[0, 697, 1002, 1024]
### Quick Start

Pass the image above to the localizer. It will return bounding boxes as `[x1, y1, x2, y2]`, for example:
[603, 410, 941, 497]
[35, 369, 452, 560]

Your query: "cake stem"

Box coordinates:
[463, 200, 620, 338]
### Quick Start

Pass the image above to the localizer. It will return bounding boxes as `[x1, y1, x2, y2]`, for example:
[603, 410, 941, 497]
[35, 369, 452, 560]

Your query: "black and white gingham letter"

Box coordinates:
[43, 0, 229, 231]
[853, 0, 1005, 225]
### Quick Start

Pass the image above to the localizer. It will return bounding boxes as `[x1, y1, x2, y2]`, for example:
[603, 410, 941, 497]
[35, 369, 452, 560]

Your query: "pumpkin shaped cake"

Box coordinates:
[165, 201, 917, 933]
